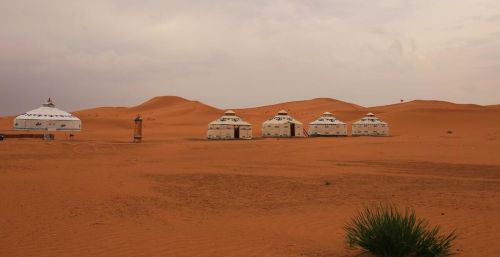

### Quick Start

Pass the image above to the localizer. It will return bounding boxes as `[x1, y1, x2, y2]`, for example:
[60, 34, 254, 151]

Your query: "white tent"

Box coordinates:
[13, 98, 81, 132]
[207, 110, 252, 140]
[262, 110, 304, 137]
[308, 112, 347, 136]
[352, 113, 389, 136]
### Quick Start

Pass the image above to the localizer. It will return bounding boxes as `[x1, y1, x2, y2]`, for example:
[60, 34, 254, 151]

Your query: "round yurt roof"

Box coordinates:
[263, 110, 302, 125]
[353, 112, 387, 125]
[309, 112, 345, 125]
[277, 110, 288, 115]
[209, 110, 251, 126]
[224, 110, 236, 116]
[15, 98, 80, 121]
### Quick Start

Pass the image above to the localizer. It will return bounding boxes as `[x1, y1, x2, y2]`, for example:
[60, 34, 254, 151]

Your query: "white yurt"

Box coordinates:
[262, 110, 304, 138]
[308, 112, 347, 136]
[13, 98, 81, 132]
[352, 113, 389, 136]
[207, 110, 252, 140]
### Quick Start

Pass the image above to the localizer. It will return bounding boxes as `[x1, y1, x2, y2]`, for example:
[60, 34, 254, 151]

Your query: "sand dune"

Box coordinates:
[1, 97, 499, 257]
[3, 96, 498, 139]
[371, 100, 486, 112]
[237, 98, 366, 114]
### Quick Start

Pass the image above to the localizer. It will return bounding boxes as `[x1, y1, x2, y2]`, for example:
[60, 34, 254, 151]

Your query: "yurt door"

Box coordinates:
[290, 123, 296, 137]
[234, 126, 240, 139]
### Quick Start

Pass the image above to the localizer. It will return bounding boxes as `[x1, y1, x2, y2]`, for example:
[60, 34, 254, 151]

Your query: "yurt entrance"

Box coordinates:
[234, 126, 240, 139]
[290, 123, 296, 137]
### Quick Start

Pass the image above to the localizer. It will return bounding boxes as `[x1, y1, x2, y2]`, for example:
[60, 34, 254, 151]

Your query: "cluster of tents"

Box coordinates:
[207, 110, 389, 140]
[8, 98, 389, 141]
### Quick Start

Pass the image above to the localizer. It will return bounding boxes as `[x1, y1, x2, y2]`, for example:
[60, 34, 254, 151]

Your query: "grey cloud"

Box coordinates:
[1, 0, 499, 115]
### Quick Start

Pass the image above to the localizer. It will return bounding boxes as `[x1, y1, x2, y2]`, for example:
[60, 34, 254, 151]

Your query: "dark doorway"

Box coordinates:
[290, 123, 296, 137]
[234, 126, 240, 139]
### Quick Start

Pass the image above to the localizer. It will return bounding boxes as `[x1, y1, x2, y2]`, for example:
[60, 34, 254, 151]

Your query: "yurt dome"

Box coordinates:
[208, 110, 251, 126]
[207, 110, 252, 140]
[309, 112, 346, 125]
[353, 113, 387, 125]
[13, 98, 81, 131]
[263, 110, 303, 125]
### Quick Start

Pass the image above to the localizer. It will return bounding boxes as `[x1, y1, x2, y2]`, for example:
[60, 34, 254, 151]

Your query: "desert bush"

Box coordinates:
[345, 204, 457, 257]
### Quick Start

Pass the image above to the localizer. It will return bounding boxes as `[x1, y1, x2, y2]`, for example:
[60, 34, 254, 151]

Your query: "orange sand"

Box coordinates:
[0, 96, 499, 257]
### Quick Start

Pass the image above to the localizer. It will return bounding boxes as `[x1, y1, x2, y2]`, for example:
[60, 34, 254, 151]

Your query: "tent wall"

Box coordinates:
[352, 124, 389, 136]
[238, 126, 252, 139]
[308, 124, 347, 136]
[262, 123, 304, 137]
[207, 124, 252, 140]
[294, 124, 304, 137]
[13, 119, 81, 131]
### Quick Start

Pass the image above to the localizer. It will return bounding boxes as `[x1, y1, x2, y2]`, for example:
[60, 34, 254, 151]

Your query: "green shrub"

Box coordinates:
[345, 204, 457, 257]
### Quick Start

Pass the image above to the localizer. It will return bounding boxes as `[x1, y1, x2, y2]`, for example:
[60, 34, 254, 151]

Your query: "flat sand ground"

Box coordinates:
[1, 97, 499, 257]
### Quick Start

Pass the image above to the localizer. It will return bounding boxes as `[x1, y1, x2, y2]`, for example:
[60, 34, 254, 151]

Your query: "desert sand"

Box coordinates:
[1, 96, 499, 257]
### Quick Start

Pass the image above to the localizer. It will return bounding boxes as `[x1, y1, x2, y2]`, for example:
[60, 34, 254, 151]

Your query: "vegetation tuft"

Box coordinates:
[345, 204, 457, 257]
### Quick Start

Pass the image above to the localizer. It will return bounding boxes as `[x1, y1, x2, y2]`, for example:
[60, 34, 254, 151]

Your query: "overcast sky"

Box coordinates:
[1, 0, 499, 115]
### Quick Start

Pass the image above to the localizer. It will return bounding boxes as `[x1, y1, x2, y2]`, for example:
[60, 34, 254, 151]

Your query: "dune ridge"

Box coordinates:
[1, 95, 500, 257]
[2, 96, 499, 140]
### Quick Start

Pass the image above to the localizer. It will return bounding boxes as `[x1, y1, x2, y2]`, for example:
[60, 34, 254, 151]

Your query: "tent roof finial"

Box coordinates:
[43, 98, 55, 107]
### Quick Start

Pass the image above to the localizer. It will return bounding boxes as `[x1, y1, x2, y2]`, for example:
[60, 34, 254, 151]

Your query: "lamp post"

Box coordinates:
[133, 115, 143, 143]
